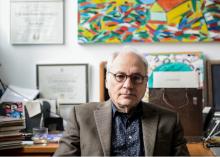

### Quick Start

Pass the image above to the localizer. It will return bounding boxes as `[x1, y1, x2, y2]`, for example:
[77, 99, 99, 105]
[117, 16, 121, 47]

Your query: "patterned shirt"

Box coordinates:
[111, 103, 145, 156]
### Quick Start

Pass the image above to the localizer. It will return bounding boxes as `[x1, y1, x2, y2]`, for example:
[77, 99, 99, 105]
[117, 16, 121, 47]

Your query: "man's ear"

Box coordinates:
[144, 79, 147, 87]
[105, 77, 109, 89]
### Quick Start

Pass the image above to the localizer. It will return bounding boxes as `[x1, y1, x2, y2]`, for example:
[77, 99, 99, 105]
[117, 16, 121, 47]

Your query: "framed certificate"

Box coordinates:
[36, 64, 89, 104]
[10, 0, 63, 44]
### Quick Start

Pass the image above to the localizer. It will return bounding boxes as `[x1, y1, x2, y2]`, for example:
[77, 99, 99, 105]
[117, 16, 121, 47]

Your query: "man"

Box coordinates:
[54, 49, 189, 156]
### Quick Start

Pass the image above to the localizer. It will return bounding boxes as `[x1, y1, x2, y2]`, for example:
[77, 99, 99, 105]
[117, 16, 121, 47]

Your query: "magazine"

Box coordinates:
[0, 102, 24, 119]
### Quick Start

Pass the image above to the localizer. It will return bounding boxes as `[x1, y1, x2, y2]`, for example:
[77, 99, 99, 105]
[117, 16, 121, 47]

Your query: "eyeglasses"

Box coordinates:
[109, 72, 147, 84]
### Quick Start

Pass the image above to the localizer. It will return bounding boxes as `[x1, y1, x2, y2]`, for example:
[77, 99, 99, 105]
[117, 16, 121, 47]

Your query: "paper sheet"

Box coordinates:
[24, 101, 41, 118]
[0, 85, 39, 103]
[153, 71, 199, 88]
[38, 99, 57, 115]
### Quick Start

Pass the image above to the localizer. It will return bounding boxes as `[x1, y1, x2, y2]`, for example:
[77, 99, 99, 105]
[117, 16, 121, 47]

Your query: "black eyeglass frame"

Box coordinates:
[108, 72, 147, 84]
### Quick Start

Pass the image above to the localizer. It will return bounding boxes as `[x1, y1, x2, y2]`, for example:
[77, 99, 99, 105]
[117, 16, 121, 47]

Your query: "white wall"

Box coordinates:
[0, 0, 220, 102]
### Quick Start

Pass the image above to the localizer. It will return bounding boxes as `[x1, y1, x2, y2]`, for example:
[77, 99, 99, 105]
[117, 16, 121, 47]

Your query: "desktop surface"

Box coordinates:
[1, 142, 214, 156]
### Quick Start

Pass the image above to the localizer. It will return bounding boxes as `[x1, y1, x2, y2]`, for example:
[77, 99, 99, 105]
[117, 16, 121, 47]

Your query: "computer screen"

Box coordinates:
[208, 63, 220, 111]
[212, 64, 220, 111]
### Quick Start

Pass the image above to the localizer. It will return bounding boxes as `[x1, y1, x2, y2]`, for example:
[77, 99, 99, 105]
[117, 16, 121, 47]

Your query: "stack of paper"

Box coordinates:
[0, 116, 25, 150]
[0, 85, 39, 103]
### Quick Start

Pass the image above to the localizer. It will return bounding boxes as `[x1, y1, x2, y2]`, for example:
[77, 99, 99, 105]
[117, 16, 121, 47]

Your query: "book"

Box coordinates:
[0, 144, 23, 150]
[0, 102, 25, 131]
[0, 141, 22, 150]
[0, 135, 23, 142]
[0, 116, 24, 126]
[0, 103, 25, 150]
[0, 130, 20, 137]
[0, 133, 22, 138]
[0, 102, 25, 119]
[0, 125, 25, 132]
[0, 115, 25, 131]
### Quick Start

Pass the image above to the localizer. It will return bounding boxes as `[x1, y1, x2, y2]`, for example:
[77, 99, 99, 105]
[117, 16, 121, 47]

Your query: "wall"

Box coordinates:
[0, 0, 220, 102]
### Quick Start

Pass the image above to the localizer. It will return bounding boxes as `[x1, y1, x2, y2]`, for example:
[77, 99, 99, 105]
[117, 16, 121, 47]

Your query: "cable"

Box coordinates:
[162, 88, 189, 109]
[205, 120, 220, 141]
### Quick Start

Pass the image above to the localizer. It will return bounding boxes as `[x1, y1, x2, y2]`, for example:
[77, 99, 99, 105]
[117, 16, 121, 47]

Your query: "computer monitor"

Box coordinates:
[207, 61, 220, 111]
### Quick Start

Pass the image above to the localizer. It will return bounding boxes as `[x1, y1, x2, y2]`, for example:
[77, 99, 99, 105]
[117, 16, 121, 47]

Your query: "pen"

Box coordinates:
[206, 143, 220, 148]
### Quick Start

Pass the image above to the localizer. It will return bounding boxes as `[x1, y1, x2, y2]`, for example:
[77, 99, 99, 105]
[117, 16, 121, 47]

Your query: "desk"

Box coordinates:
[1, 143, 57, 156]
[1, 142, 214, 156]
[187, 142, 214, 156]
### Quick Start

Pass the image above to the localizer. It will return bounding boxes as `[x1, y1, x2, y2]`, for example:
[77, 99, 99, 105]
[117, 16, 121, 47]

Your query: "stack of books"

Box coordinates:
[0, 116, 25, 150]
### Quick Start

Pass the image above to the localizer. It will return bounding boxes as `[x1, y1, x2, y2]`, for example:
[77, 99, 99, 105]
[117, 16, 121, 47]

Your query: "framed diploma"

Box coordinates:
[36, 64, 89, 104]
[10, 0, 63, 44]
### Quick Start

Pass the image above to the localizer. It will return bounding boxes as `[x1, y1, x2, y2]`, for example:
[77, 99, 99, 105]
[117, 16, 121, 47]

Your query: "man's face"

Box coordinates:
[106, 53, 147, 113]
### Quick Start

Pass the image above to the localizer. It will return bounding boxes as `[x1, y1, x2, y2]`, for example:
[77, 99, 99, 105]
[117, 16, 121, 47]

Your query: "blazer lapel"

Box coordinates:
[94, 100, 112, 156]
[142, 103, 159, 156]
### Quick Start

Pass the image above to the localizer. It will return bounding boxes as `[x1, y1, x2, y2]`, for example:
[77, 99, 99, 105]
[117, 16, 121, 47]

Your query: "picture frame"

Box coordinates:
[36, 64, 89, 104]
[78, 0, 220, 43]
[10, 0, 64, 44]
[207, 60, 220, 111]
[99, 61, 109, 102]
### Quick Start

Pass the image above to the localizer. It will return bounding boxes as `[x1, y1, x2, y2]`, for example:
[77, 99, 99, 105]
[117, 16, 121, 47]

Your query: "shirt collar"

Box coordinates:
[111, 101, 143, 118]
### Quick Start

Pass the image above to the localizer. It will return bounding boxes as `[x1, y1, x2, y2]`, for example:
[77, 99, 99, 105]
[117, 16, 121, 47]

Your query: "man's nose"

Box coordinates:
[123, 77, 134, 88]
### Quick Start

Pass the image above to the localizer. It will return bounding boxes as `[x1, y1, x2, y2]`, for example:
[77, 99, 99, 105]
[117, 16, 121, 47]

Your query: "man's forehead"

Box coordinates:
[113, 52, 143, 64]
[110, 61, 146, 74]
[112, 53, 145, 67]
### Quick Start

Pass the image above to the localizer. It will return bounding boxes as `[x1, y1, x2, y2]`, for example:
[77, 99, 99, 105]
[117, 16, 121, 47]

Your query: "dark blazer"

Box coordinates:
[54, 100, 189, 156]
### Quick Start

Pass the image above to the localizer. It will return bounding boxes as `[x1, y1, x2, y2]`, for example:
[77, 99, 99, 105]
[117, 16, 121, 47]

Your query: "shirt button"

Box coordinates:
[129, 136, 132, 139]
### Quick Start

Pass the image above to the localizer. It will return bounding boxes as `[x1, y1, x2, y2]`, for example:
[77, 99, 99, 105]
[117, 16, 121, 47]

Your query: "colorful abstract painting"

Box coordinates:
[78, 0, 220, 43]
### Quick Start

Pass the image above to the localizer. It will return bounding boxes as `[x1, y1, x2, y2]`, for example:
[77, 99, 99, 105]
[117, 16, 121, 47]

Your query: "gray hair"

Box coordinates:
[106, 47, 148, 76]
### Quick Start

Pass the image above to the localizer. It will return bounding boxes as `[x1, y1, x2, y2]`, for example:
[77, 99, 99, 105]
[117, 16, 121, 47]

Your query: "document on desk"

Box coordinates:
[211, 147, 220, 156]
[23, 101, 41, 118]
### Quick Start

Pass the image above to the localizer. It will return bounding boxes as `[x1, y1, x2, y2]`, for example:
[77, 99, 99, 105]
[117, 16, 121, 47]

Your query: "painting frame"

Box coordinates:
[78, 0, 220, 43]
[36, 64, 89, 104]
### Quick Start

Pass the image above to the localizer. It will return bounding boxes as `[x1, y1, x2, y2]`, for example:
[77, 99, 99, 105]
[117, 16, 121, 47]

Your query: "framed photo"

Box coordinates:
[10, 0, 63, 44]
[207, 60, 220, 111]
[36, 64, 89, 104]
